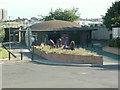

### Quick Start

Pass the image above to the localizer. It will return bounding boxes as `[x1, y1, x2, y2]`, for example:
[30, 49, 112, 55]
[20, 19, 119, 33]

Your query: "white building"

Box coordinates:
[92, 26, 110, 40]
[75, 18, 110, 40]
[0, 9, 7, 20]
[112, 27, 120, 39]
[75, 18, 103, 27]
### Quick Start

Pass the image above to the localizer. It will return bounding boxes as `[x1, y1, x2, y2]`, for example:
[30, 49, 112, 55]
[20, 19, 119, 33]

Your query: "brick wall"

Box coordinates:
[34, 47, 103, 65]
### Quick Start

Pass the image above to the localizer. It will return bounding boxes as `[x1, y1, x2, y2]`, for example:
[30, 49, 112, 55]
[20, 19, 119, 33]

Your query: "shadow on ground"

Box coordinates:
[92, 64, 120, 70]
[27, 59, 120, 71]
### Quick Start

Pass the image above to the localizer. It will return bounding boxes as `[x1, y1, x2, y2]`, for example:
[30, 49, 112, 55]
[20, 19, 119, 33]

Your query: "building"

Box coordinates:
[112, 27, 120, 39]
[76, 18, 103, 27]
[28, 20, 96, 46]
[3, 27, 20, 42]
[4, 20, 97, 46]
[0, 9, 7, 20]
[92, 26, 110, 40]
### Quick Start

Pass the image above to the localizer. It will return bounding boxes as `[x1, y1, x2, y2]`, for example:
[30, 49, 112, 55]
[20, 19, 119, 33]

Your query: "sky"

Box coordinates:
[0, 0, 118, 19]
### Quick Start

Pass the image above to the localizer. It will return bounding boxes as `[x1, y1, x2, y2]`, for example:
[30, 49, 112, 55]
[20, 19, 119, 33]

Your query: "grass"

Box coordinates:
[34, 45, 98, 56]
[0, 47, 9, 59]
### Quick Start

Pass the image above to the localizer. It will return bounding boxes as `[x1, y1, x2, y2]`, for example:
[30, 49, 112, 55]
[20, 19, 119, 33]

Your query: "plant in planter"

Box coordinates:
[34, 45, 98, 56]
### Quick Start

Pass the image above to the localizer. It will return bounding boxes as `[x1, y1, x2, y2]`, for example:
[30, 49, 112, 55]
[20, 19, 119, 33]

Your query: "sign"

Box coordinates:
[25, 28, 33, 47]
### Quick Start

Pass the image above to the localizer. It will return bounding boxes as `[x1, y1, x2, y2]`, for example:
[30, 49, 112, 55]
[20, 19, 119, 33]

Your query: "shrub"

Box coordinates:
[108, 37, 120, 48]
[0, 27, 5, 43]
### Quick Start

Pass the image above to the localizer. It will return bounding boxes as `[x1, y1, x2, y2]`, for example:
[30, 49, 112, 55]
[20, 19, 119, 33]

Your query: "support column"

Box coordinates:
[13, 31, 16, 42]
[19, 28, 21, 42]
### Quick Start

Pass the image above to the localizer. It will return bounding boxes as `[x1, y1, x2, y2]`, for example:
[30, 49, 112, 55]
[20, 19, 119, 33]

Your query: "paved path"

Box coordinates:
[83, 45, 119, 63]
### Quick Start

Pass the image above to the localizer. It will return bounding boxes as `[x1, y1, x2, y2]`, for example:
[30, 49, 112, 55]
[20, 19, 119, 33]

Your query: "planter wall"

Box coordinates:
[34, 47, 103, 65]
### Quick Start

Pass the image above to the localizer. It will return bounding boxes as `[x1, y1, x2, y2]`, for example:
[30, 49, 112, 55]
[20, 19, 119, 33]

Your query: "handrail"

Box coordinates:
[2, 42, 32, 60]
[2, 41, 20, 45]
[2, 43, 16, 59]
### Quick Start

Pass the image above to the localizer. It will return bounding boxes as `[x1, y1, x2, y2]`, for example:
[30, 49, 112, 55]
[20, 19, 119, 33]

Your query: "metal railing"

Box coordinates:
[2, 43, 16, 60]
[2, 41, 34, 61]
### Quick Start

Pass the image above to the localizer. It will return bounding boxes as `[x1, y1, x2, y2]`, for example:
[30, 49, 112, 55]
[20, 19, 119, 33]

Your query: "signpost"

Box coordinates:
[25, 28, 32, 48]
[25, 28, 35, 60]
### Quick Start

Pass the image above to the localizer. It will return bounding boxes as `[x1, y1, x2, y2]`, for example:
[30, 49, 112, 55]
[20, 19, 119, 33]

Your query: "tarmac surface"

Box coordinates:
[2, 60, 119, 88]
[1, 42, 119, 88]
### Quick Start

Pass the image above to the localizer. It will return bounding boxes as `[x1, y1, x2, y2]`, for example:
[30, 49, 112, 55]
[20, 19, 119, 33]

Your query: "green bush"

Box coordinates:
[108, 39, 113, 47]
[0, 27, 5, 43]
[108, 37, 120, 48]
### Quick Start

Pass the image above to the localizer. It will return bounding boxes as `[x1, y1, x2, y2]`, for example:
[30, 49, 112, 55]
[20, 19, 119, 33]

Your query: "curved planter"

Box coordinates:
[34, 48, 103, 65]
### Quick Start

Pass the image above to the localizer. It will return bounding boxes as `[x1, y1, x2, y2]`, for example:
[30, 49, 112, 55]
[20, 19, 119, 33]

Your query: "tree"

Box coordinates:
[0, 27, 5, 43]
[103, 1, 120, 30]
[43, 8, 80, 22]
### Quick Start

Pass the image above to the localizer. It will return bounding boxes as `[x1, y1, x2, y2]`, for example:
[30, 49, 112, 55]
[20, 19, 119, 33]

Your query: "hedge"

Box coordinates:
[108, 37, 120, 48]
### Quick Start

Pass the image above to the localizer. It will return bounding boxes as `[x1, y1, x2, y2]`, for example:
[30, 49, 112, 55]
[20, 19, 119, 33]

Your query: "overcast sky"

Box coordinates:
[0, 0, 117, 19]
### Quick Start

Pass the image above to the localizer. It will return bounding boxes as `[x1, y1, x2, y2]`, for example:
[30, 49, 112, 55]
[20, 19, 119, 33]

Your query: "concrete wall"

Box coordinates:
[92, 26, 109, 40]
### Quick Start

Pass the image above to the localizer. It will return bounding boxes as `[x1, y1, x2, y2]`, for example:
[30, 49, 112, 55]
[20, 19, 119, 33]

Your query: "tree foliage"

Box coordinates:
[103, 1, 120, 30]
[0, 27, 5, 43]
[43, 8, 80, 22]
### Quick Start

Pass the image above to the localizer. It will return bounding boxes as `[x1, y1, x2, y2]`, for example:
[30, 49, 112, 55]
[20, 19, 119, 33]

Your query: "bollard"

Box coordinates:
[32, 46, 34, 61]
[92, 43, 93, 47]
[9, 52, 10, 60]
[21, 52, 23, 60]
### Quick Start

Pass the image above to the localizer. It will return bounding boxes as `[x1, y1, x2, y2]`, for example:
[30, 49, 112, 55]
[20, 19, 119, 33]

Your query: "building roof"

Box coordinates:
[30, 20, 97, 32]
